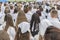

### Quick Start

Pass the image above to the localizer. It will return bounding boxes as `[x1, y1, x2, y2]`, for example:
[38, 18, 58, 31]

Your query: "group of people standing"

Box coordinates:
[0, 1, 60, 40]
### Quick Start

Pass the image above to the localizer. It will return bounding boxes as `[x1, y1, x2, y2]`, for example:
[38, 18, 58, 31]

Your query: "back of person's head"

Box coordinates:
[30, 13, 40, 25]
[0, 30, 10, 40]
[50, 9, 58, 18]
[14, 7, 18, 13]
[39, 6, 43, 12]
[57, 5, 60, 10]
[24, 5, 29, 13]
[44, 26, 60, 40]
[36, 10, 41, 16]
[50, 7, 55, 12]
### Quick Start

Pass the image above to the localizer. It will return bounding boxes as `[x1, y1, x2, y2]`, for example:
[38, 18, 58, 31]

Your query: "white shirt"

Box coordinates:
[25, 11, 33, 22]
[18, 22, 30, 33]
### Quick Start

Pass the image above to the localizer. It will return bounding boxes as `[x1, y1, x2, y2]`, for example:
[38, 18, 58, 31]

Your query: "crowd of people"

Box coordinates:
[0, 1, 60, 40]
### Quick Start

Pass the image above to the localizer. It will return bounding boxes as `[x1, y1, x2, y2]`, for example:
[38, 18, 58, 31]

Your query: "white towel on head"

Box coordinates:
[18, 22, 30, 33]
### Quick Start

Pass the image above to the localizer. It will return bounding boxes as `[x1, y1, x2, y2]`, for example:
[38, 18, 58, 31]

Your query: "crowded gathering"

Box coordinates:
[0, 0, 60, 40]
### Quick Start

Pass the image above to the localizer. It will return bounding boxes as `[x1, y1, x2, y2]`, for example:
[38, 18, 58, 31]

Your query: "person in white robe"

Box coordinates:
[7, 27, 16, 40]
[39, 19, 52, 40]
[11, 7, 18, 27]
[10, 3, 14, 14]
[24, 5, 33, 22]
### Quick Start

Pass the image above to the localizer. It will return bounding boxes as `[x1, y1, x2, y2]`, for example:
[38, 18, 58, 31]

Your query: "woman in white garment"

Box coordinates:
[15, 9, 30, 40]
[30, 10, 42, 40]
[11, 7, 18, 31]
[39, 9, 60, 40]
[24, 5, 33, 22]
[4, 6, 16, 40]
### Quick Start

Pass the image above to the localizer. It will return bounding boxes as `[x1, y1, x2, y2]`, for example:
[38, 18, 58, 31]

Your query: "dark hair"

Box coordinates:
[44, 26, 60, 40]
[14, 7, 18, 13]
[57, 5, 60, 10]
[36, 10, 41, 16]
[30, 13, 40, 37]
[39, 6, 43, 12]
[50, 7, 55, 12]
[10, 5, 13, 9]
[24, 5, 29, 13]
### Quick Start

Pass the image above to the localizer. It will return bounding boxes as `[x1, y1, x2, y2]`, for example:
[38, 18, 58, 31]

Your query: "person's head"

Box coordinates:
[14, 7, 18, 13]
[50, 10, 58, 18]
[57, 5, 60, 10]
[36, 10, 41, 16]
[38, 6, 43, 12]
[4, 6, 10, 14]
[44, 26, 60, 40]
[24, 5, 29, 13]
[50, 7, 55, 12]
[10, 4, 14, 9]
[0, 30, 10, 40]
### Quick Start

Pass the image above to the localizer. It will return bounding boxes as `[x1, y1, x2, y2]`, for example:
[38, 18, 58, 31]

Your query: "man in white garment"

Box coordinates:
[39, 9, 60, 40]
[25, 6, 33, 22]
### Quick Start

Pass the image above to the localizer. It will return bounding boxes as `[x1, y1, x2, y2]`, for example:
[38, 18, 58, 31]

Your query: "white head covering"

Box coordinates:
[18, 22, 30, 33]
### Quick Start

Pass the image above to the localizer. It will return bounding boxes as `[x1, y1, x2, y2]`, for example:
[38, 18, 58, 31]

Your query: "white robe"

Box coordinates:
[18, 22, 30, 33]
[7, 27, 16, 40]
[40, 12, 46, 21]
[39, 19, 52, 36]
[48, 18, 60, 29]
[25, 11, 33, 22]
[31, 8, 37, 13]
[40, 18, 60, 37]
[57, 10, 60, 20]
[11, 13, 18, 26]
[0, 12, 5, 24]
[10, 9, 14, 14]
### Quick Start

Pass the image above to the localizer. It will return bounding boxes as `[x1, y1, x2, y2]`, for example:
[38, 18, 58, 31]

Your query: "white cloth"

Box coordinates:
[31, 8, 37, 13]
[0, 12, 5, 24]
[7, 27, 16, 40]
[58, 10, 60, 20]
[10, 9, 14, 14]
[39, 19, 52, 36]
[11, 13, 18, 26]
[18, 22, 30, 33]
[25, 11, 33, 22]
[40, 12, 46, 21]
[49, 18, 60, 29]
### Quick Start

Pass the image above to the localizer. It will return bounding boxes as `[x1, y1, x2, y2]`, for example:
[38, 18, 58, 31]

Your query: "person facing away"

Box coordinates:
[15, 8, 30, 40]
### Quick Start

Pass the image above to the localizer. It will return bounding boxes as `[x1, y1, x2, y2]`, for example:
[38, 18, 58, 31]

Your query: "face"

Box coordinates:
[5, 7, 10, 14]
